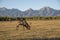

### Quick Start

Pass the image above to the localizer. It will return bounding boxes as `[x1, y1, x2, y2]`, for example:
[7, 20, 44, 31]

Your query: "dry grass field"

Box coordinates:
[0, 20, 60, 40]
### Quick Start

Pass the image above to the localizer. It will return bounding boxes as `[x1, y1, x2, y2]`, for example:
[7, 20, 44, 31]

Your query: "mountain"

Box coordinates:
[0, 7, 60, 17]
[0, 7, 23, 17]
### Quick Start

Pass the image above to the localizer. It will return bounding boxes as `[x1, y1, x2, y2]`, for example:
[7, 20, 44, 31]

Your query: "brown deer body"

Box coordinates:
[16, 18, 30, 30]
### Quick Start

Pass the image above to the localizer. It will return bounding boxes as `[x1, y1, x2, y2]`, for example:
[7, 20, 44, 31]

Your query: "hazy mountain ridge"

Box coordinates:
[0, 7, 60, 17]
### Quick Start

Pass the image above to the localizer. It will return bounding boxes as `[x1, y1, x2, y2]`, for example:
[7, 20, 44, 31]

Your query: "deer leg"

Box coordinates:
[28, 25, 30, 30]
[24, 24, 30, 30]
[26, 24, 30, 30]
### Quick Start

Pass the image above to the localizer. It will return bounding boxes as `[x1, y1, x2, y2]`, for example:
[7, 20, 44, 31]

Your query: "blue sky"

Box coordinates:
[0, 0, 60, 11]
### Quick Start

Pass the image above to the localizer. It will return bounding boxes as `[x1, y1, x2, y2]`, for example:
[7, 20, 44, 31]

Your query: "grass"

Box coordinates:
[0, 20, 60, 40]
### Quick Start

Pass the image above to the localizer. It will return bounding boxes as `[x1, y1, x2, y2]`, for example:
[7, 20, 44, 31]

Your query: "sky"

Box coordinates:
[0, 0, 60, 11]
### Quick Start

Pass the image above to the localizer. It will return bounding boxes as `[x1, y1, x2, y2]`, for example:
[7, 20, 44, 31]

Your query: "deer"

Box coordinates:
[16, 18, 30, 30]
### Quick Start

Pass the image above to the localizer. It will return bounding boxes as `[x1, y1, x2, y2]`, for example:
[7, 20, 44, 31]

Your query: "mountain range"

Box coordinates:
[0, 7, 60, 17]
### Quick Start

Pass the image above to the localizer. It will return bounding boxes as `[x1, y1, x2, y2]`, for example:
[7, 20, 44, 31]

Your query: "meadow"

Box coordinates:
[0, 20, 60, 40]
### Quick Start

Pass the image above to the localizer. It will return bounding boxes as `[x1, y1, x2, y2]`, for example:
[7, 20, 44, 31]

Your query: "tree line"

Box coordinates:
[0, 16, 17, 21]
[0, 16, 60, 21]
[25, 16, 60, 20]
